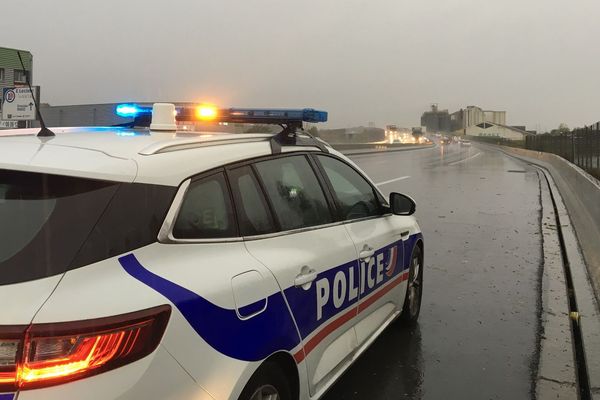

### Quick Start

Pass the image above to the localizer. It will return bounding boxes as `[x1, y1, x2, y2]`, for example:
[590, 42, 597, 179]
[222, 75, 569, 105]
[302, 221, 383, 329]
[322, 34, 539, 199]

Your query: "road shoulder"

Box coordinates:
[485, 144, 600, 398]
[536, 170, 578, 398]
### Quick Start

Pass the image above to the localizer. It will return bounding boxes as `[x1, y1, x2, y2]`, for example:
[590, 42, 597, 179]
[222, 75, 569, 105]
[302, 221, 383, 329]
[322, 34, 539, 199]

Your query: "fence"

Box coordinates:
[525, 127, 600, 179]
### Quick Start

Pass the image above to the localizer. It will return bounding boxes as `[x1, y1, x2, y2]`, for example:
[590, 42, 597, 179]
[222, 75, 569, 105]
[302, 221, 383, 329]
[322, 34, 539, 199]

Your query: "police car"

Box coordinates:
[0, 103, 424, 400]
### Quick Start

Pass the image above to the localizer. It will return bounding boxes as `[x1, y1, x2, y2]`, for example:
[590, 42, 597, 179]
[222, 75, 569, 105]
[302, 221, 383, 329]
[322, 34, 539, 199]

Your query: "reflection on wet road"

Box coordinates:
[323, 143, 542, 400]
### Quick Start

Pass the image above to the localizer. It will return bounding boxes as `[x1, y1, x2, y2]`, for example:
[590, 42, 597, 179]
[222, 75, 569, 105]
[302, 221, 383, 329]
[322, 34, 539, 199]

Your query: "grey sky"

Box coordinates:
[2, 0, 599, 130]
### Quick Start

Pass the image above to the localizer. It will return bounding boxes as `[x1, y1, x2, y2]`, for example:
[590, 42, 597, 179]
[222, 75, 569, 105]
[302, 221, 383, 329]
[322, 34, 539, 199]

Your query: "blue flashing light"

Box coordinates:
[115, 104, 152, 118]
[302, 109, 328, 123]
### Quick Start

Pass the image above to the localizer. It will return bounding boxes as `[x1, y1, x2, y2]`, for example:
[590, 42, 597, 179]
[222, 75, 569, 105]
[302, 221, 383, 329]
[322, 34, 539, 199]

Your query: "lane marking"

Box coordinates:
[448, 152, 482, 166]
[375, 176, 410, 186]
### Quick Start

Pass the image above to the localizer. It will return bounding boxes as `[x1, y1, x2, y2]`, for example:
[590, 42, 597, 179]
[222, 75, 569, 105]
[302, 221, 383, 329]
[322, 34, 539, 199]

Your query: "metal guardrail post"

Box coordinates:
[572, 131, 576, 164]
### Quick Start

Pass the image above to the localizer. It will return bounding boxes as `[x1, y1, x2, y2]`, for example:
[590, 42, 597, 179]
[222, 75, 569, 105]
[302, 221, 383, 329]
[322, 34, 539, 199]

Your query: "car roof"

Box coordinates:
[0, 127, 327, 186]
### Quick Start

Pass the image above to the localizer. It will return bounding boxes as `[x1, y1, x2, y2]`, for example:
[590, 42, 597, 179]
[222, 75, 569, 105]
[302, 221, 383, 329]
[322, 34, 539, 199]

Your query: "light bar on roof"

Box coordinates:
[114, 103, 328, 125]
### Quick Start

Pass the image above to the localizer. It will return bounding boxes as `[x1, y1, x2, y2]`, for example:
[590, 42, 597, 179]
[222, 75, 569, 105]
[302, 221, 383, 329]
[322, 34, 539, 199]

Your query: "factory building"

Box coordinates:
[465, 121, 528, 141]
[420, 103, 531, 140]
[420, 104, 451, 132]
[450, 106, 506, 132]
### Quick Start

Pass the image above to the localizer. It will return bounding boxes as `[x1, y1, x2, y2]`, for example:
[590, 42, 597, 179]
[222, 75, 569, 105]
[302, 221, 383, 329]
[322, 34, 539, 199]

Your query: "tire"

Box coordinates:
[238, 362, 293, 400]
[399, 245, 423, 324]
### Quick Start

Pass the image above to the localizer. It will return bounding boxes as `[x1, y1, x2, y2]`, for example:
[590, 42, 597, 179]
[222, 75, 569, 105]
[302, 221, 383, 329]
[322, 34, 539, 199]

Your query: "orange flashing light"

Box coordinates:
[195, 105, 218, 121]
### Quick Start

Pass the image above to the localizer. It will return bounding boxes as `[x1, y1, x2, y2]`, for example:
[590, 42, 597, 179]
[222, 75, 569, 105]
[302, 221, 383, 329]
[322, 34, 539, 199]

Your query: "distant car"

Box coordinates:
[440, 136, 451, 145]
[0, 103, 425, 400]
[460, 139, 472, 146]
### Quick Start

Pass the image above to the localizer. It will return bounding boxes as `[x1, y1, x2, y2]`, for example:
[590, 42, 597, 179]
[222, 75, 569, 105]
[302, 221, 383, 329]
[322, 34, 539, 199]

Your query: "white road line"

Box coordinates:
[448, 152, 482, 166]
[375, 176, 410, 186]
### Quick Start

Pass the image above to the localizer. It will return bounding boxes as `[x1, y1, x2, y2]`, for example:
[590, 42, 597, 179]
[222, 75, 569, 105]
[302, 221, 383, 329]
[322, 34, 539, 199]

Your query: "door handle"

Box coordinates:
[294, 269, 318, 288]
[359, 245, 375, 262]
[400, 230, 410, 238]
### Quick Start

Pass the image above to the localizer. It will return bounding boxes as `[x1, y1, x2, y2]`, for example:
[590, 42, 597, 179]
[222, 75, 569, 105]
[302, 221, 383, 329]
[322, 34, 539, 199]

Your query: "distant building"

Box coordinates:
[484, 110, 506, 125]
[0, 46, 34, 128]
[450, 106, 506, 133]
[0, 46, 33, 91]
[466, 121, 528, 141]
[420, 104, 451, 132]
[38, 103, 128, 127]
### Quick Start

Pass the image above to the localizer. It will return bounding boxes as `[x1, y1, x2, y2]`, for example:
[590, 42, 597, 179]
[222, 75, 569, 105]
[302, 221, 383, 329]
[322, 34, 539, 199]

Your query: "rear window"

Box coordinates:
[0, 170, 176, 285]
[172, 172, 237, 239]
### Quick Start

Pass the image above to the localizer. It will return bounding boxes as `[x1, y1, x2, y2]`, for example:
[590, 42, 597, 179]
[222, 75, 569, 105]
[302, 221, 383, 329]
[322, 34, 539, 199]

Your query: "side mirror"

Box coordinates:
[389, 192, 416, 216]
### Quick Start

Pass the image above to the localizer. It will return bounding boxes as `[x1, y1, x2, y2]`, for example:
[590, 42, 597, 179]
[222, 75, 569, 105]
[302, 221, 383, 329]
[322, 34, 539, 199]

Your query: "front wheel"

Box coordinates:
[239, 362, 293, 400]
[399, 245, 423, 324]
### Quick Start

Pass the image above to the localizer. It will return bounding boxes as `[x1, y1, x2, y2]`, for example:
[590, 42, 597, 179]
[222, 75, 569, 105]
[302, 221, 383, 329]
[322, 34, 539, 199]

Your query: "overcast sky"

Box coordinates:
[2, 0, 599, 130]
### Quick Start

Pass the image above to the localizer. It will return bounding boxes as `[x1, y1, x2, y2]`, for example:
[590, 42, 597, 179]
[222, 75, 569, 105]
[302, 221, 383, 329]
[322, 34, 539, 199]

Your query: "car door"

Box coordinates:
[128, 170, 301, 400]
[233, 154, 361, 396]
[313, 154, 413, 347]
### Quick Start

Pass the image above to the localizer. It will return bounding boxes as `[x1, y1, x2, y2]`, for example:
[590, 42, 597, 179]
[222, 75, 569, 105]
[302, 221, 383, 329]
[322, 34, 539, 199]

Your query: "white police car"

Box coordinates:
[0, 103, 423, 400]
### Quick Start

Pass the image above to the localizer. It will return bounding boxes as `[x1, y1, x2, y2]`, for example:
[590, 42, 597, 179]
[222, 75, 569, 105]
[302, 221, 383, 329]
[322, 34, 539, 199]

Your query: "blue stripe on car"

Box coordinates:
[119, 233, 422, 362]
[119, 254, 301, 362]
[238, 299, 267, 317]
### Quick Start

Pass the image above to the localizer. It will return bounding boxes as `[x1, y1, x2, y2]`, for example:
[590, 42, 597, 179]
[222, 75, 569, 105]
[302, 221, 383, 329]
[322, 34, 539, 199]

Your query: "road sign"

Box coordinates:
[0, 120, 19, 129]
[1, 87, 39, 121]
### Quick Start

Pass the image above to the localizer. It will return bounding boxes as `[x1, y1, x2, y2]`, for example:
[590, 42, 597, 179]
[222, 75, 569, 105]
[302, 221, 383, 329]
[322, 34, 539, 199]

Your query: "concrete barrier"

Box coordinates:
[330, 143, 435, 155]
[490, 145, 600, 300]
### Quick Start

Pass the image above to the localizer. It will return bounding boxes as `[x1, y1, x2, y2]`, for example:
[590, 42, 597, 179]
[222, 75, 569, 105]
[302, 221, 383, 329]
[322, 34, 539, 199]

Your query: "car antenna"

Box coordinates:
[17, 51, 54, 137]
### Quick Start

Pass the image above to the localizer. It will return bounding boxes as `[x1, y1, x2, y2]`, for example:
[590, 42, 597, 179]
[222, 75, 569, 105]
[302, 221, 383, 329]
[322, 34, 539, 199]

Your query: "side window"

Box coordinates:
[172, 172, 237, 239]
[228, 165, 276, 236]
[254, 155, 333, 231]
[316, 155, 382, 220]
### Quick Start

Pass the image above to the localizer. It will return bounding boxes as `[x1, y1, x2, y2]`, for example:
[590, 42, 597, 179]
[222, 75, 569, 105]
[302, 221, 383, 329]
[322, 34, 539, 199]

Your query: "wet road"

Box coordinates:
[323, 143, 543, 400]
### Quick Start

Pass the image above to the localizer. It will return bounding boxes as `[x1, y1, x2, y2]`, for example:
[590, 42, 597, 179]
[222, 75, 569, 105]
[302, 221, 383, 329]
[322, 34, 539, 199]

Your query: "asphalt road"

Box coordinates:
[323, 142, 543, 400]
